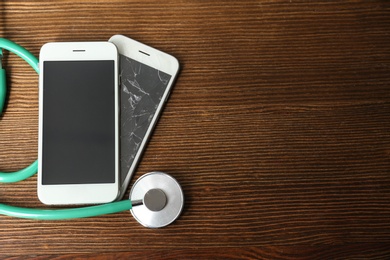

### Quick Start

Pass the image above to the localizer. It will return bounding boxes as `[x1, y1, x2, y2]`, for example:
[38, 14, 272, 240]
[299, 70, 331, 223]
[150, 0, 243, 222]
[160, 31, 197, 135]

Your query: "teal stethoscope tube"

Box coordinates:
[0, 38, 38, 183]
[0, 38, 133, 220]
[0, 200, 132, 220]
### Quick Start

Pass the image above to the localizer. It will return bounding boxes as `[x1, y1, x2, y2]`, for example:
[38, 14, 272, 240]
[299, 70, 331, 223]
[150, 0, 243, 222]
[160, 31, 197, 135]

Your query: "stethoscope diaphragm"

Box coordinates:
[129, 172, 184, 228]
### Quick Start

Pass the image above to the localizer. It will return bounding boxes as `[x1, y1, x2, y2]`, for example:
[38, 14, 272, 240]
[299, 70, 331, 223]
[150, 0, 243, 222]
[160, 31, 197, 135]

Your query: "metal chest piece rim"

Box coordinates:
[130, 172, 184, 228]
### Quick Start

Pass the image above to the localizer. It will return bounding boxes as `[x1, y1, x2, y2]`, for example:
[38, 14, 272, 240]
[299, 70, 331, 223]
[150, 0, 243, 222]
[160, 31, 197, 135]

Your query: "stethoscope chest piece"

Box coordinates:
[130, 172, 184, 228]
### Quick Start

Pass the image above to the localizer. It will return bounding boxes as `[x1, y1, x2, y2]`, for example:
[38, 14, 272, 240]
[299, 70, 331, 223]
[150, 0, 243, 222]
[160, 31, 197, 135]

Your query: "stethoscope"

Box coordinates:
[0, 38, 184, 228]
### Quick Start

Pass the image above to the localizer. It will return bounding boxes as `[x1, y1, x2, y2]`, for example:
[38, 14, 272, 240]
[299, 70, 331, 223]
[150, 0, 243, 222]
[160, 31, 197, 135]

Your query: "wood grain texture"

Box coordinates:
[0, 0, 389, 258]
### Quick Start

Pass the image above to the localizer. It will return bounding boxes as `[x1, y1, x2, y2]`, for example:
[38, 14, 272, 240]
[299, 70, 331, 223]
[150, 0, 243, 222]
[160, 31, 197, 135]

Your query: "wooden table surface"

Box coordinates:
[1, 1, 389, 259]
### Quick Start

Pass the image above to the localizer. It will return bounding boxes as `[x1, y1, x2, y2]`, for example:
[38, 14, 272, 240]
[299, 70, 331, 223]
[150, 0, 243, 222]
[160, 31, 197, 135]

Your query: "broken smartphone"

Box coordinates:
[109, 35, 179, 199]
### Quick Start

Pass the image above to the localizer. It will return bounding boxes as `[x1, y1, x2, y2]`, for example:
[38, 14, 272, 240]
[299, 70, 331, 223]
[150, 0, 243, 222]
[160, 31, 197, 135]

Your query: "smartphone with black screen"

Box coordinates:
[38, 42, 119, 205]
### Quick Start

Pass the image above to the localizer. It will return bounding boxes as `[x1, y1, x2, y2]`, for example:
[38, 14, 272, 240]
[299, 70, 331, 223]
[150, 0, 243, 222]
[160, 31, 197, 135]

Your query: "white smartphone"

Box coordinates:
[109, 35, 179, 200]
[38, 42, 119, 205]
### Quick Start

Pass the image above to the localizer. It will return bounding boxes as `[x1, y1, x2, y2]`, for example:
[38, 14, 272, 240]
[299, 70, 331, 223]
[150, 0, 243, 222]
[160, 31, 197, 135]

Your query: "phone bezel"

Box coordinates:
[109, 35, 179, 200]
[37, 42, 119, 205]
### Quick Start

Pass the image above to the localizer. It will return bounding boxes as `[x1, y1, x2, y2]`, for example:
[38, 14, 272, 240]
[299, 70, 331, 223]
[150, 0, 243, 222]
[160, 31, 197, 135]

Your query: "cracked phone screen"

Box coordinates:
[120, 54, 172, 185]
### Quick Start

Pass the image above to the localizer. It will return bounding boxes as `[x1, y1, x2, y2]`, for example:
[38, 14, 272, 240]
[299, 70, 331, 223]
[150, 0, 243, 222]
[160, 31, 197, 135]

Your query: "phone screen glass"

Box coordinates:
[120, 54, 172, 184]
[42, 60, 116, 184]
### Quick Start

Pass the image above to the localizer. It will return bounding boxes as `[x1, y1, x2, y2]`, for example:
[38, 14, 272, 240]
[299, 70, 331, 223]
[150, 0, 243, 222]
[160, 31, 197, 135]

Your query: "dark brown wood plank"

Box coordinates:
[0, 0, 389, 258]
[4, 245, 390, 260]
